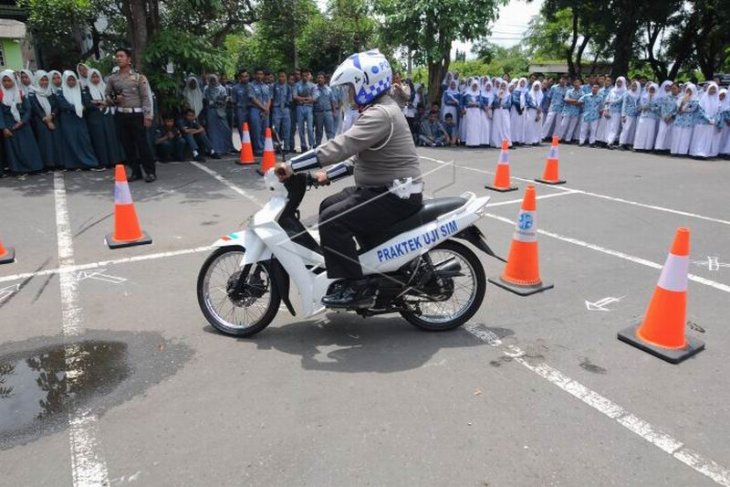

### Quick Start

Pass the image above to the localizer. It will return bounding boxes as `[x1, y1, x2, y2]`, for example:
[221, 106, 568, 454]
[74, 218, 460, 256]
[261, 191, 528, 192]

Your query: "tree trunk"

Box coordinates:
[667, 10, 699, 80]
[427, 56, 450, 106]
[575, 34, 590, 77]
[645, 23, 668, 80]
[610, 1, 640, 78]
[123, 0, 154, 68]
[566, 5, 579, 77]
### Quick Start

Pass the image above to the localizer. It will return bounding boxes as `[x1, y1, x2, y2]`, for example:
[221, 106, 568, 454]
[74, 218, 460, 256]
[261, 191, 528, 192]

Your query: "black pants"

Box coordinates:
[319, 186, 422, 279]
[115, 112, 155, 176]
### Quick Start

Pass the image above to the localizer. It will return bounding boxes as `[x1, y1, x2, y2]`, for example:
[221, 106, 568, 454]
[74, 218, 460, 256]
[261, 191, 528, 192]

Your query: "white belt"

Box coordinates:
[117, 107, 144, 114]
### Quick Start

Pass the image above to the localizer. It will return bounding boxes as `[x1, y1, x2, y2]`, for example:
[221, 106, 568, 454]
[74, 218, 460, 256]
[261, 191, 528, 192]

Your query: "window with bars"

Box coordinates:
[0, 44, 5, 67]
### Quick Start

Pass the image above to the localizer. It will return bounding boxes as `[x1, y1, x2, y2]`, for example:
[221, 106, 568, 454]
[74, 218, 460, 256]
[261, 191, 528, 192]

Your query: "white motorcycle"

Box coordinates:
[197, 170, 501, 337]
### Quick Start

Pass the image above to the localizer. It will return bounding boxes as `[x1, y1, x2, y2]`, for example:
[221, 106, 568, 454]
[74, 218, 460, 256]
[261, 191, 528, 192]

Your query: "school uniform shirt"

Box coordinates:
[420, 119, 445, 139]
[561, 88, 582, 117]
[579, 93, 604, 122]
[232, 82, 249, 110]
[547, 85, 567, 113]
[313, 85, 334, 112]
[294, 81, 316, 105]
[248, 81, 271, 109]
[272, 83, 293, 110]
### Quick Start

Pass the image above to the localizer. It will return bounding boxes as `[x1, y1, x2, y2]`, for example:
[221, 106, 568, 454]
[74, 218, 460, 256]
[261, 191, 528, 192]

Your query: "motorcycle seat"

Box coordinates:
[358, 196, 466, 252]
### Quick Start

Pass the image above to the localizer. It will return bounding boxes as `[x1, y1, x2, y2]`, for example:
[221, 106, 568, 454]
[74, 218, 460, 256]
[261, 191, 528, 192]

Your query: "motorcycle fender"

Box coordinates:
[454, 225, 506, 262]
[211, 230, 272, 263]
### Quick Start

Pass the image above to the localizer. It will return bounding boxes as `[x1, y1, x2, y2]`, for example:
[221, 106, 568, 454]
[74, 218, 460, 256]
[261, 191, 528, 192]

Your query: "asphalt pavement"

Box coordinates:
[1, 143, 729, 487]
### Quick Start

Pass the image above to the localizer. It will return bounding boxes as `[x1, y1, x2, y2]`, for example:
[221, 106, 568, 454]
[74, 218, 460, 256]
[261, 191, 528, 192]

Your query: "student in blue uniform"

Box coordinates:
[271, 69, 293, 152]
[204, 74, 235, 155]
[577, 83, 604, 146]
[542, 76, 567, 140]
[231, 69, 250, 143]
[179, 108, 219, 161]
[670, 83, 699, 156]
[294, 68, 316, 152]
[248, 68, 271, 155]
[558, 78, 583, 143]
[313, 72, 336, 146]
[85, 69, 125, 168]
[155, 116, 186, 162]
[618, 80, 641, 149]
[28, 70, 63, 170]
[0, 69, 44, 175]
[55, 71, 100, 171]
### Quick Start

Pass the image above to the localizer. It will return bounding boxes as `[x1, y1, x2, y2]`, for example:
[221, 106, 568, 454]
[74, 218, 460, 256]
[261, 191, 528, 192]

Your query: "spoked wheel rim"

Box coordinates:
[202, 250, 272, 330]
[415, 249, 478, 324]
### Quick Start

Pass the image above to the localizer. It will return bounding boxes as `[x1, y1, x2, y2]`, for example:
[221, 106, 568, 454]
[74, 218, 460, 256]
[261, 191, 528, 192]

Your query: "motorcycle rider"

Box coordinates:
[276, 49, 423, 308]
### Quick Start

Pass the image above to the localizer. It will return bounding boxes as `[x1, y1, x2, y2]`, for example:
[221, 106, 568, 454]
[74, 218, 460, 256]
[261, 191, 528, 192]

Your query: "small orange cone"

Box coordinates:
[618, 228, 704, 363]
[535, 136, 566, 185]
[485, 139, 518, 192]
[238, 123, 255, 165]
[0, 239, 15, 265]
[105, 164, 152, 249]
[259, 128, 276, 174]
[488, 185, 553, 296]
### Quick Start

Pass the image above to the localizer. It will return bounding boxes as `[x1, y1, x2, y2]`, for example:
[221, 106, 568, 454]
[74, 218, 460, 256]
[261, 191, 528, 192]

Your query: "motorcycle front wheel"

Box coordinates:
[400, 240, 486, 331]
[197, 247, 280, 337]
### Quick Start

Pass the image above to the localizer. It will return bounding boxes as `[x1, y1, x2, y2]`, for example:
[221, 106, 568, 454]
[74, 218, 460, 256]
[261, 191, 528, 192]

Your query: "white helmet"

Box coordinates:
[330, 49, 392, 106]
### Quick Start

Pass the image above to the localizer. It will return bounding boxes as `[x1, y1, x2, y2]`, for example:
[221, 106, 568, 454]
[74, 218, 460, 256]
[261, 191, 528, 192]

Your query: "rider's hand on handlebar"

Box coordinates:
[313, 171, 329, 186]
[275, 162, 292, 181]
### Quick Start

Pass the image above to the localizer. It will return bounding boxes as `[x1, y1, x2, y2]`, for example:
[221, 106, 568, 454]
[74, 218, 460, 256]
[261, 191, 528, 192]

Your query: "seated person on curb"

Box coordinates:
[178, 108, 220, 162]
[418, 112, 448, 147]
[276, 49, 423, 309]
[443, 113, 459, 146]
[155, 116, 186, 162]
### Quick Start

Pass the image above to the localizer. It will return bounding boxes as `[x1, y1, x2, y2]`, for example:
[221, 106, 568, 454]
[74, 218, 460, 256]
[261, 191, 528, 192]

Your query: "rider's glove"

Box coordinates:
[289, 149, 321, 173]
[325, 161, 353, 182]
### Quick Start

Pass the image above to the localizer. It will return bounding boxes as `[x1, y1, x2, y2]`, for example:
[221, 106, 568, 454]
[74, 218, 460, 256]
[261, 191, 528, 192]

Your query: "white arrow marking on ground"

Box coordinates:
[692, 257, 729, 272]
[585, 296, 625, 311]
[0, 283, 20, 302]
[75, 268, 127, 285]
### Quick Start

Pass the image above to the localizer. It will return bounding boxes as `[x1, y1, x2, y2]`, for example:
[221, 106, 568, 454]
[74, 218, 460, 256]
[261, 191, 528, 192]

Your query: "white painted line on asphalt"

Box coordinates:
[484, 212, 730, 294]
[486, 190, 579, 207]
[464, 324, 730, 487]
[419, 155, 730, 226]
[54, 172, 110, 487]
[190, 161, 266, 207]
[0, 246, 212, 284]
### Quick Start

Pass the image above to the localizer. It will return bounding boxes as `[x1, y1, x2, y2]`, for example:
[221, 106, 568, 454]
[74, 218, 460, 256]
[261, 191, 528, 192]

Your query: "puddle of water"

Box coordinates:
[0, 341, 129, 437]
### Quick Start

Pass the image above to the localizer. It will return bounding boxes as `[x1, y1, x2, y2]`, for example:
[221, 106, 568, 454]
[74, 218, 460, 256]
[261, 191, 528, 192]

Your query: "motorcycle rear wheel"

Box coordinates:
[197, 247, 280, 337]
[400, 240, 486, 331]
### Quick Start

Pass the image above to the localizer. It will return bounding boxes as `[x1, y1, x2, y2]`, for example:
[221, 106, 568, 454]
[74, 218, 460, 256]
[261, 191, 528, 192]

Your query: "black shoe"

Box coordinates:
[321, 279, 376, 309]
[195, 154, 207, 162]
[129, 172, 143, 182]
[144, 174, 156, 183]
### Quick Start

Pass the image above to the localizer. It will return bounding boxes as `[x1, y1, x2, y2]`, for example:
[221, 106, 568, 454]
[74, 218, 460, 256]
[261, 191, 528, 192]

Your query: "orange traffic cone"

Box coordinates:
[238, 123, 255, 165]
[618, 228, 704, 363]
[0, 239, 15, 265]
[485, 139, 517, 192]
[488, 185, 553, 296]
[105, 164, 152, 249]
[259, 128, 276, 174]
[535, 136, 566, 185]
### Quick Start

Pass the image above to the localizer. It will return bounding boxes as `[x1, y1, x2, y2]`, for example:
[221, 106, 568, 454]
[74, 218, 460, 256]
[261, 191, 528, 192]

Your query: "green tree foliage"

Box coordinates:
[375, 0, 505, 104]
[19, 0, 95, 67]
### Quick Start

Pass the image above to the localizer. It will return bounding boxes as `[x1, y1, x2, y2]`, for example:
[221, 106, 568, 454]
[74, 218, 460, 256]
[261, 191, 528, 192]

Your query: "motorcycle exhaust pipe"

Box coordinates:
[433, 257, 463, 277]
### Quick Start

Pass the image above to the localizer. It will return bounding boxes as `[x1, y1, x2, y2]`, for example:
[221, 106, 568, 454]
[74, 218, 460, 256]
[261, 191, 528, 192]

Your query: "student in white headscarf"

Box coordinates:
[670, 83, 699, 156]
[510, 77, 528, 144]
[690, 82, 721, 158]
[17, 69, 33, 95]
[605, 76, 627, 148]
[183, 75, 204, 120]
[523, 80, 544, 145]
[55, 71, 100, 170]
[653, 80, 675, 152]
[77, 63, 90, 89]
[491, 79, 512, 147]
[0, 69, 43, 175]
[479, 78, 494, 146]
[462, 79, 482, 147]
[48, 70, 63, 94]
[28, 70, 64, 170]
[441, 79, 460, 124]
[717, 89, 730, 156]
[633, 82, 660, 151]
[618, 80, 641, 148]
[84, 68, 125, 168]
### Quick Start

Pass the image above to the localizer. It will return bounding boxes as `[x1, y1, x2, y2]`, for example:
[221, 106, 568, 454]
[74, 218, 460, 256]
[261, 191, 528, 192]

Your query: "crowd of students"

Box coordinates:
[409, 73, 730, 159]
